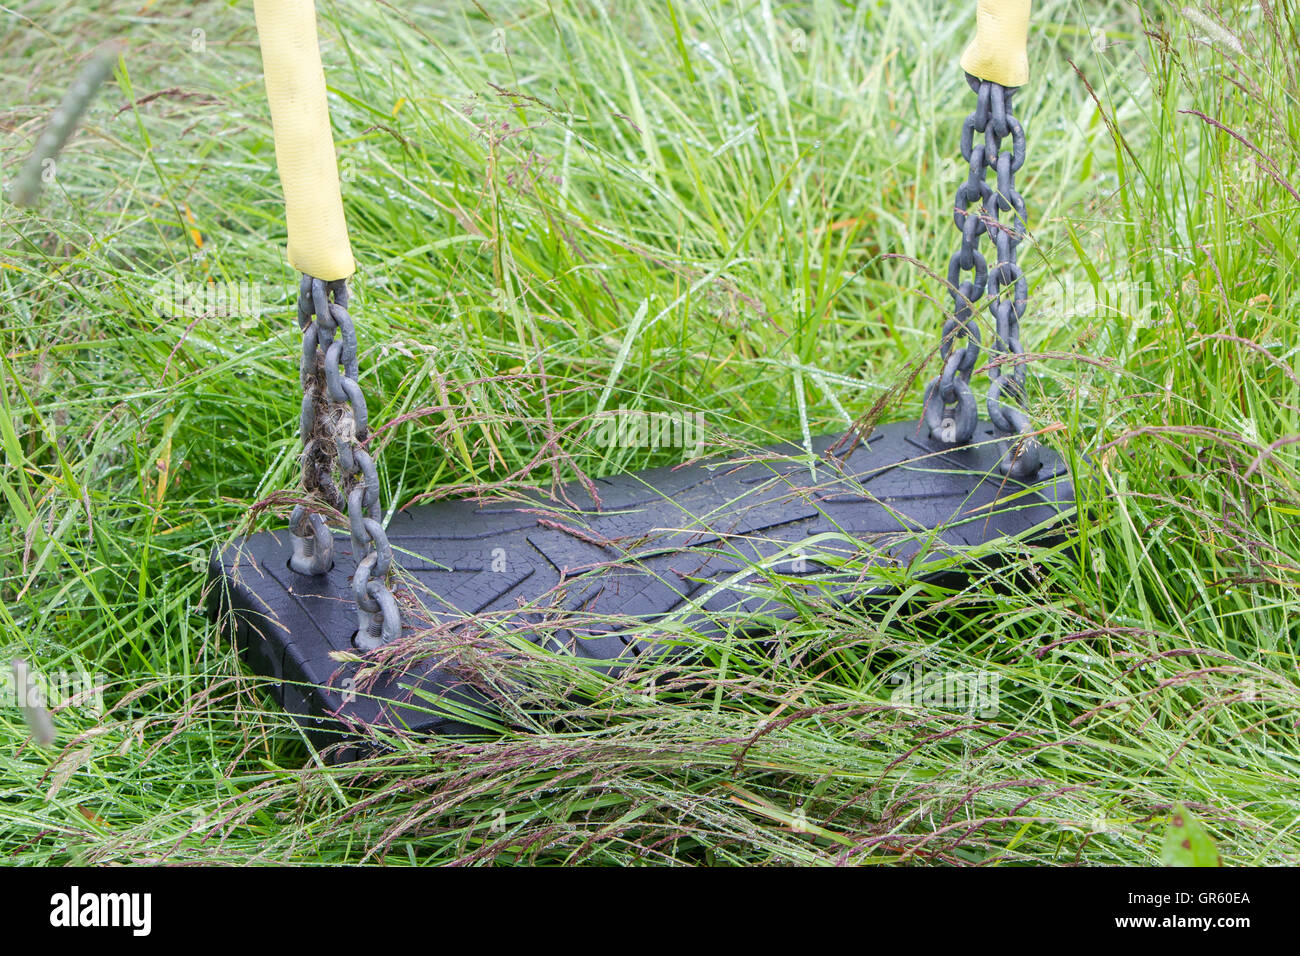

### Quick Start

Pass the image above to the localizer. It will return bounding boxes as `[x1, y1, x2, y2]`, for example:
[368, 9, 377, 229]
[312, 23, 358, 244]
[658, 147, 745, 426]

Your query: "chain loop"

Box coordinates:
[288, 504, 332, 575]
[924, 78, 995, 447]
[290, 276, 402, 649]
[925, 74, 1040, 480]
[978, 80, 1041, 479]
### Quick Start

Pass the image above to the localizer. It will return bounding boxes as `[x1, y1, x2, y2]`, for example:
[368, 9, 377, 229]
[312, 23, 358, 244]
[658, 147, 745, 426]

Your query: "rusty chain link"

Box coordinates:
[290, 276, 401, 650]
[924, 74, 1041, 480]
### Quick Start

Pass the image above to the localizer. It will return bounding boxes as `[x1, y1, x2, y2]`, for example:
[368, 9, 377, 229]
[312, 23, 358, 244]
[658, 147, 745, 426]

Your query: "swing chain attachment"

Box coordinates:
[924, 73, 1041, 480]
[292, 276, 402, 651]
[922, 79, 990, 448]
[977, 77, 1040, 479]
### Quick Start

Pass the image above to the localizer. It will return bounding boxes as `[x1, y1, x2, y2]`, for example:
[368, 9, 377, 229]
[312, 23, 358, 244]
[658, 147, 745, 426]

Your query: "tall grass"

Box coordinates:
[1, 0, 1298, 864]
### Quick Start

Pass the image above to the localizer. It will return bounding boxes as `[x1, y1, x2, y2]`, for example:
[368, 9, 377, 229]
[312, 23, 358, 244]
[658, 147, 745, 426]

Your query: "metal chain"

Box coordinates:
[924, 74, 1041, 480]
[979, 78, 1041, 479]
[922, 79, 990, 448]
[290, 276, 401, 650]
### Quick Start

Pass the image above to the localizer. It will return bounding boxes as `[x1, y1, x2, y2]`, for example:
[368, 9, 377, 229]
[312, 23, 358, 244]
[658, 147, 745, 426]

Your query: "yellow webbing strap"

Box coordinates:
[254, 0, 355, 280]
[960, 0, 1032, 88]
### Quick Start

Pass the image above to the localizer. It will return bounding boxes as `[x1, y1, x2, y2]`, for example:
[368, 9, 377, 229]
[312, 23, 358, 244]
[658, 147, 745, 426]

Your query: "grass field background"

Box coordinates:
[2, 0, 1299, 864]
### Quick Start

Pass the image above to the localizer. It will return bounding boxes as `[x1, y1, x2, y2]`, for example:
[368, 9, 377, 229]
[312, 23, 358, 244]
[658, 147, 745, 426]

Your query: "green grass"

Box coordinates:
[1, 0, 1298, 865]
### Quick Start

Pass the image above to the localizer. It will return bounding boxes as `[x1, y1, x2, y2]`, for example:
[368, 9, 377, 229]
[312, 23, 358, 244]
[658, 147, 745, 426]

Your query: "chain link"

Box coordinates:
[291, 276, 401, 650]
[979, 79, 1041, 479]
[924, 74, 1041, 480]
[923, 80, 990, 447]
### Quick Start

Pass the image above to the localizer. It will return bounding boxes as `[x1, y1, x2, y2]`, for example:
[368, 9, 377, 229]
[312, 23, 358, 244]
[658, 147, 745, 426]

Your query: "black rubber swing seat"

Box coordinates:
[207, 421, 1074, 751]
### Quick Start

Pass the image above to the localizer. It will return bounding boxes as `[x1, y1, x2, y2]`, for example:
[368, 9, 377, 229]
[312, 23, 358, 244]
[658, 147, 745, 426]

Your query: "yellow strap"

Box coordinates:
[960, 0, 1032, 88]
[254, 0, 355, 280]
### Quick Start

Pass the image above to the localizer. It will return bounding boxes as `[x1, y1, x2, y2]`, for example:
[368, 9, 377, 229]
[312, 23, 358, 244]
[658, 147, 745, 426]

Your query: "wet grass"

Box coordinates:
[1, 0, 1298, 864]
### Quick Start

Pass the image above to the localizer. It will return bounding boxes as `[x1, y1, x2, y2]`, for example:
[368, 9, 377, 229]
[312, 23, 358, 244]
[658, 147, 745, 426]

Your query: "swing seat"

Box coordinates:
[207, 421, 1075, 756]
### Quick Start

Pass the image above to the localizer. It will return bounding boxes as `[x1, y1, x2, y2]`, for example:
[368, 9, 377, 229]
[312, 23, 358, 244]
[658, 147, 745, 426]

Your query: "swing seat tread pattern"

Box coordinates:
[207, 422, 1075, 756]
